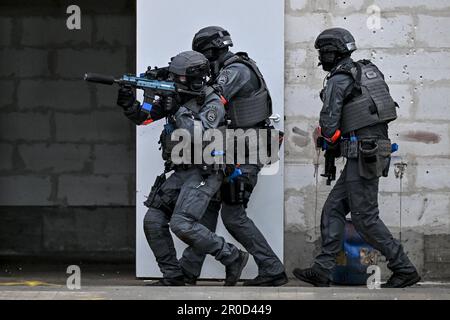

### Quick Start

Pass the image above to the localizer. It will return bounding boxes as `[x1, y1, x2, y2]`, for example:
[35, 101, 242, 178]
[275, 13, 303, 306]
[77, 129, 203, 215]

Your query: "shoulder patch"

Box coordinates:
[217, 69, 230, 85]
[206, 108, 218, 122]
[217, 71, 230, 86]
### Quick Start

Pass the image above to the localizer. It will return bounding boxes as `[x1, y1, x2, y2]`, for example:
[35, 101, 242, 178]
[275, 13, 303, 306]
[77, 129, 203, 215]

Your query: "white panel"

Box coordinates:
[137, 0, 284, 279]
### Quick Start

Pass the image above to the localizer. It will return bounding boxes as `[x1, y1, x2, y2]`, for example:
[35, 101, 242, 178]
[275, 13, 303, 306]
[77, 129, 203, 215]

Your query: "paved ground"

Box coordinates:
[0, 263, 449, 300]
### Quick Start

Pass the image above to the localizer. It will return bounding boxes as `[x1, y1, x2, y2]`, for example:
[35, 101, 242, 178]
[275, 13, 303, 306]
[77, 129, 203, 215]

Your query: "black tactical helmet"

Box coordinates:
[192, 26, 233, 53]
[168, 51, 210, 78]
[314, 28, 357, 54]
[168, 51, 210, 91]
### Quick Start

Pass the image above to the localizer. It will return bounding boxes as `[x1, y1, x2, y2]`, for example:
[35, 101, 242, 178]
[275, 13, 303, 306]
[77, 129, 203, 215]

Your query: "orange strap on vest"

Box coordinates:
[318, 127, 341, 144]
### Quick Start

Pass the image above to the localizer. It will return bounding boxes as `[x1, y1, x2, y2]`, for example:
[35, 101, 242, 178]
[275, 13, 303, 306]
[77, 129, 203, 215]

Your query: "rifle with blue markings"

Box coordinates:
[84, 66, 204, 96]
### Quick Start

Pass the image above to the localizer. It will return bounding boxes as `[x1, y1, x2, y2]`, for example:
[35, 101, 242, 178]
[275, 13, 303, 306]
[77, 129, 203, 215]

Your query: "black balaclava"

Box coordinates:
[204, 48, 231, 81]
[319, 51, 338, 72]
[318, 44, 349, 72]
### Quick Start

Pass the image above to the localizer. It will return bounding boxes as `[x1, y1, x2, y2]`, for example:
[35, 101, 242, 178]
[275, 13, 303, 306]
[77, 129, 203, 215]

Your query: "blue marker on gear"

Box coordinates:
[141, 102, 153, 113]
[391, 143, 399, 153]
[229, 168, 242, 182]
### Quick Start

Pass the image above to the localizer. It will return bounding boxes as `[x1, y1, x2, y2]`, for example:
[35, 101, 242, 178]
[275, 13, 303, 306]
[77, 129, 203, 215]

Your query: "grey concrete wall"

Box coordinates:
[284, 0, 450, 280]
[0, 0, 136, 261]
[0, 206, 135, 262]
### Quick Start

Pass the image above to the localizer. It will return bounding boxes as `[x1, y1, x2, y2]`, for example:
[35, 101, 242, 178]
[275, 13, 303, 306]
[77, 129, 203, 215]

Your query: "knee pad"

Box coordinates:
[170, 214, 189, 235]
[170, 215, 196, 245]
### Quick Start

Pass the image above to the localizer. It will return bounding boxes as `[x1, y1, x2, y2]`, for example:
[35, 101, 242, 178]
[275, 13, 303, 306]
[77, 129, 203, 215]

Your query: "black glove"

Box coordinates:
[117, 87, 136, 109]
[326, 141, 341, 158]
[163, 95, 179, 115]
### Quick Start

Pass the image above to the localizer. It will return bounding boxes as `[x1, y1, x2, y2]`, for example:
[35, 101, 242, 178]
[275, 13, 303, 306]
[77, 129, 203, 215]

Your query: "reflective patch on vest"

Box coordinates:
[365, 70, 377, 79]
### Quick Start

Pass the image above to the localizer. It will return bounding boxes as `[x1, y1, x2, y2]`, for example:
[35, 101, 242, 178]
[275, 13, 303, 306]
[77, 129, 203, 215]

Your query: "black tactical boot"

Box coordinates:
[293, 267, 330, 287]
[182, 269, 198, 286]
[381, 271, 421, 288]
[224, 250, 249, 286]
[243, 272, 289, 287]
[145, 276, 185, 286]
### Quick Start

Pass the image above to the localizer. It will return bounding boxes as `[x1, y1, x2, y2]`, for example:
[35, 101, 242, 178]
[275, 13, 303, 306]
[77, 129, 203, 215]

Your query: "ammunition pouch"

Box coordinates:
[159, 123, 178, 161]
[351, 139, 391, 180]
[340, 139, 359, 159]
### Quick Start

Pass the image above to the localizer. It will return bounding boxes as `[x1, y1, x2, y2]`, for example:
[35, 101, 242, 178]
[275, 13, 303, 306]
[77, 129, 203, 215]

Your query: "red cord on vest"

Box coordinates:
[220, 95, 228, 105]
[142, 119, 154, 126]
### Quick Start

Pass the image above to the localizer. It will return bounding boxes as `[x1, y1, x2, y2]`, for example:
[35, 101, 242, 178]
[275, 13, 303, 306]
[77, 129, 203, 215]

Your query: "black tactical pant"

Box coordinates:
[314, 159, 416, 276]
[143, 167, 240, 279]
[180, 164, 285, 278]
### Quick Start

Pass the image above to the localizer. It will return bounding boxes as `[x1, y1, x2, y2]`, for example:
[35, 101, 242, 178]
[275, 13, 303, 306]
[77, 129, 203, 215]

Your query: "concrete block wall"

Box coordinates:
[284, 0, 450, 279]
[0, 0, 136, 261]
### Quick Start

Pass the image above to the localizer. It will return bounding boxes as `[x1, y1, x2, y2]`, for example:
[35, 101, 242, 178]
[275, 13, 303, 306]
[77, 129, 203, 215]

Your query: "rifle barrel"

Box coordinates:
[84, 73, 116, 85]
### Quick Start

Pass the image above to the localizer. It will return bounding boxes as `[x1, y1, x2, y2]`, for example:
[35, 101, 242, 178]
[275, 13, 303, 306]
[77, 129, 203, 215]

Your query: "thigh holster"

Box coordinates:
[144, 173, 176, 216]
[221, 175, 254, 208]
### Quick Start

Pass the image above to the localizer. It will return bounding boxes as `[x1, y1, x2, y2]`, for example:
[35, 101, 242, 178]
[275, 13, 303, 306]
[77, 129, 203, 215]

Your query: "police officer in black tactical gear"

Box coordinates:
[117, 50, 249, 286]
[293, 28, 420, 288]
[178, 26, 288, 287]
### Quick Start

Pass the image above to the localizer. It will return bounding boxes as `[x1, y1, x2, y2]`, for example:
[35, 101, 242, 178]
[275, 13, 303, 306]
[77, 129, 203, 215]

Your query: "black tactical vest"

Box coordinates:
[340, 60, 397, 134]
[159, 87, 226, 164]
[222, 52, 272, 128]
